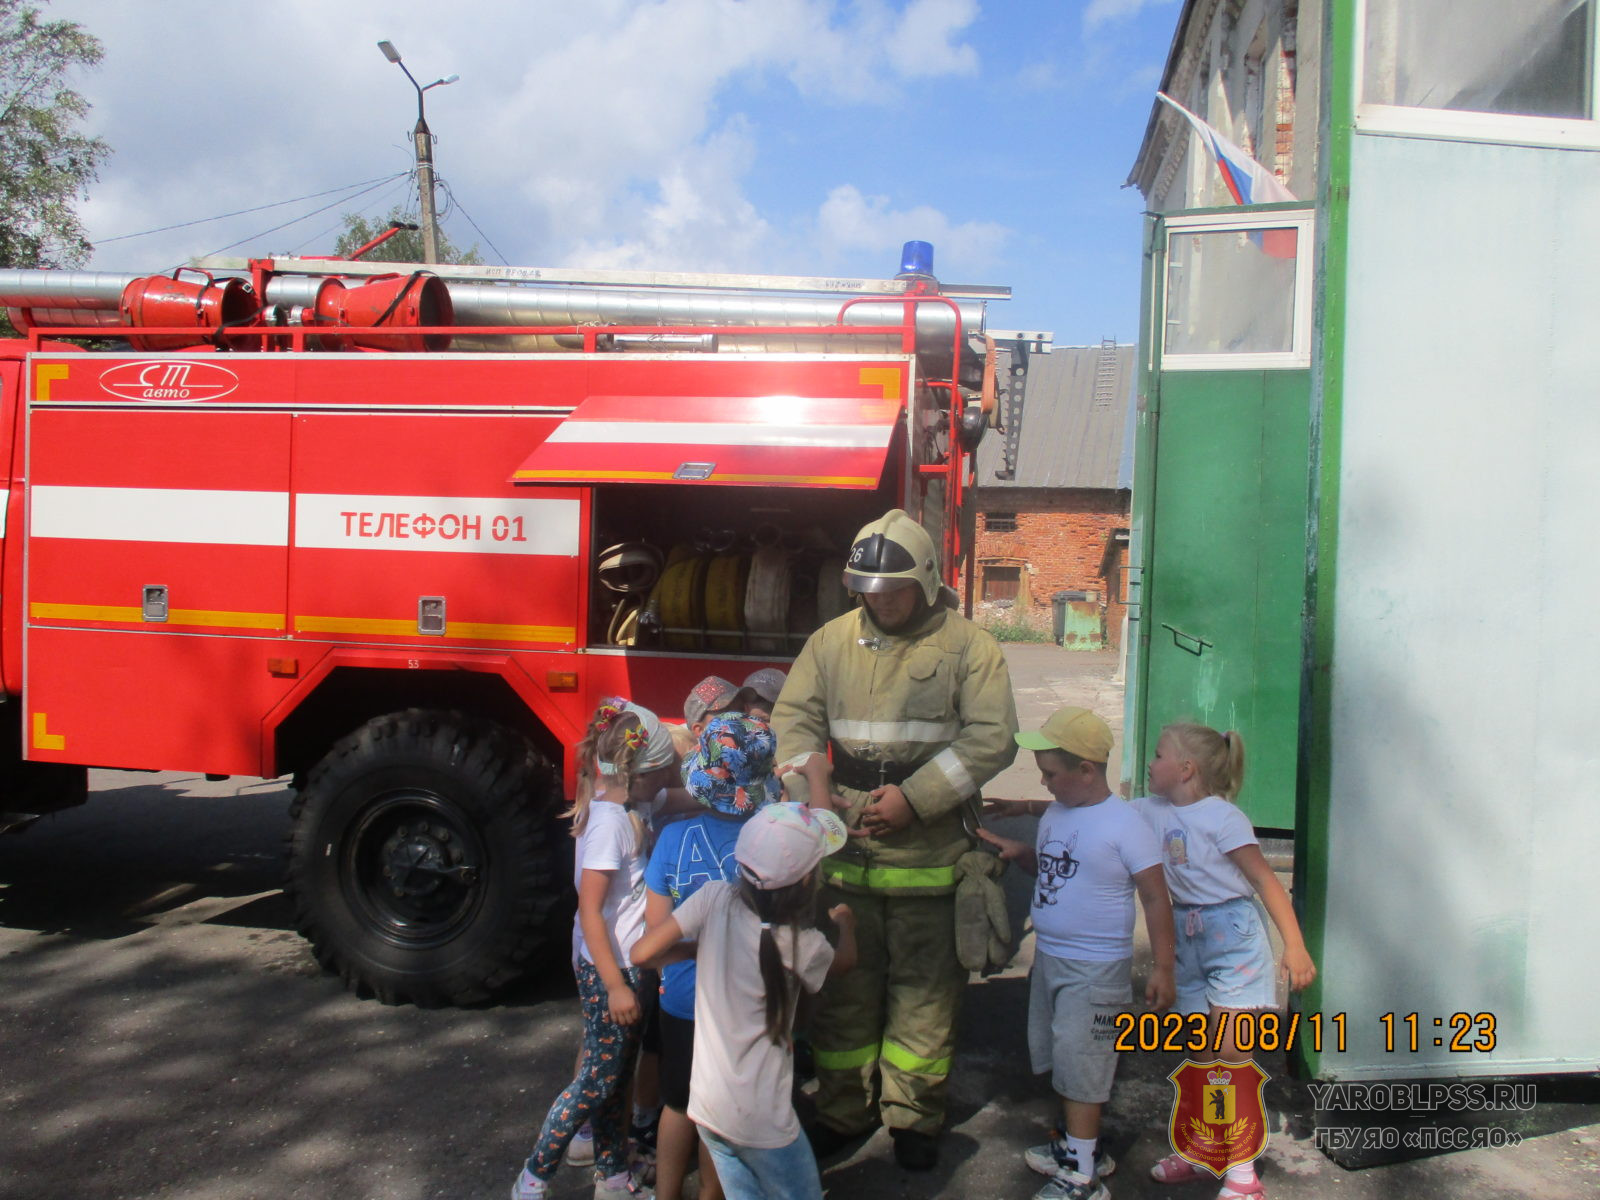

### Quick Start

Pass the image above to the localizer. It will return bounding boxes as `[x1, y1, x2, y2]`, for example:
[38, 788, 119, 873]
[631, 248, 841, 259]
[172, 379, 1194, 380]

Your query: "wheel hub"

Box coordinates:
[380, 822, 479, 896]
[343, 793, 489, 948]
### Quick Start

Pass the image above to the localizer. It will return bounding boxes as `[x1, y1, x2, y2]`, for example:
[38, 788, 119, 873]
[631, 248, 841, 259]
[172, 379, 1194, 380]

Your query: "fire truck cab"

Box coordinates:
[0, 245, 1025, 1005]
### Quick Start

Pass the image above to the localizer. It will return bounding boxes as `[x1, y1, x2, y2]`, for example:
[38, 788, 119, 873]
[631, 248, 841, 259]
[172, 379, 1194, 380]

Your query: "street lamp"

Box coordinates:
[377, 40, 457, 264]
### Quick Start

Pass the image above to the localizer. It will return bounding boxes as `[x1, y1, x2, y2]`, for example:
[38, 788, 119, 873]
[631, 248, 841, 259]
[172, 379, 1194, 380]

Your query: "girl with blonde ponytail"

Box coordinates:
[512, 698, 680, 1200]
[1136, 723, 1316, 1200]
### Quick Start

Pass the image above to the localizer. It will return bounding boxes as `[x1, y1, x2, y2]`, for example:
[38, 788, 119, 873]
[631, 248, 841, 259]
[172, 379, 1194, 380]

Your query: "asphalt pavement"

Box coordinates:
[1, 644, 1596, 1199]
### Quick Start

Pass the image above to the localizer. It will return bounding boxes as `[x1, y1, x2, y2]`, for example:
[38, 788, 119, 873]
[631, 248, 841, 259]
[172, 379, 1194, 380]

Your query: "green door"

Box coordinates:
[1129, 207, 1314, 830]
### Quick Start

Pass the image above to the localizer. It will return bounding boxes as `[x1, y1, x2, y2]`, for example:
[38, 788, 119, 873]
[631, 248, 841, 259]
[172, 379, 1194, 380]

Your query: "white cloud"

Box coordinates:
[1083, 0, 1174, 31]
[51, 0, 991, 284]
[457, 0, 987, 271]
[885, 0, 981, 78]
[562, 118, 772, 271]
[814, 184, 1009, 277]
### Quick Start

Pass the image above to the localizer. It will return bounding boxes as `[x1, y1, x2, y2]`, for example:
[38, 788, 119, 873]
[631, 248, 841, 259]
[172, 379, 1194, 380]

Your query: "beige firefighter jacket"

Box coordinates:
[772, 602, 1018, 896]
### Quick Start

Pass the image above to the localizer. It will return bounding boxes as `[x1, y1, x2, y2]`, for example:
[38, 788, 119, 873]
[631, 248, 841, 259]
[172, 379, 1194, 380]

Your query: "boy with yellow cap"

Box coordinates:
[980, 708, 1177, 1200]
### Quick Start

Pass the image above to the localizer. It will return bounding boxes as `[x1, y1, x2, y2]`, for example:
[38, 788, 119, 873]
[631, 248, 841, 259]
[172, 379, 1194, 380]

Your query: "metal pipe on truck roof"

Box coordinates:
[6, 307, 125, 329]
[2, 268, 986, 372]
[0, 270, 139, 309]
[264, 277, 984, 367]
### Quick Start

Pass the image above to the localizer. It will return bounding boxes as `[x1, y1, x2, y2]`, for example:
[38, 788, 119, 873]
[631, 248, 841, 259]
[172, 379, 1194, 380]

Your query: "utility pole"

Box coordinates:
[377, 41, 457, 264]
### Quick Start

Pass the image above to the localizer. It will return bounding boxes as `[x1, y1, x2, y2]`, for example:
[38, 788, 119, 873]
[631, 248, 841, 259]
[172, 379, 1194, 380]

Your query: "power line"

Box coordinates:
[193, 176, 404, 260]
[99, 174, 408, 244]
[286, 176, 413, 255]
[442, 182, 510, 266]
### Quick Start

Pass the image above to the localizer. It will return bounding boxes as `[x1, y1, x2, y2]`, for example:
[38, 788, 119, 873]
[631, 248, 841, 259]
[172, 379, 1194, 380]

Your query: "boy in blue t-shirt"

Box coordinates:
[644, 712, 782, 1200]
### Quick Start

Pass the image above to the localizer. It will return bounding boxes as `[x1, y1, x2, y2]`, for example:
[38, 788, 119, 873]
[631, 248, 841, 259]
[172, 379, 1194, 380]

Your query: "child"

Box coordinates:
[1134, 723, 1316, 1200]
[737, 667, 839, 813]
[511, 698, 673, 1200]
[644, 712, 785, 1200]
[660, 673, 838, 817]
[685, 675, 741, 736]
[649, 676, 743, 828]
[979, 707, 1176, 1200]
[631, 803, 858, 1200]
[734, 668, 787, 721]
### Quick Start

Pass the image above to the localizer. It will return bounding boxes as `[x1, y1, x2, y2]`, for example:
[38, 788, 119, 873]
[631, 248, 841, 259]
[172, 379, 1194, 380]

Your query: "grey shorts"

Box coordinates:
[1028, 952, 1132, 1103]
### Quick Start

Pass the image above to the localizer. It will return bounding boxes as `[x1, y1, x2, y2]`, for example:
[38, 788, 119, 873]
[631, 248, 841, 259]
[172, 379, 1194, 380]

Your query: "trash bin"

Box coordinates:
[1051, 590, 1088, 645]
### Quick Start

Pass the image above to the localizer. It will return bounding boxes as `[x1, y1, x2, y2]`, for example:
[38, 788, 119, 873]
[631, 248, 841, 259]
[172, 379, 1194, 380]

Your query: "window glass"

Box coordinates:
[985, 512, 1018, 533]
[1363, 0, 1593, 118]
[1164, 227, 1298, 357]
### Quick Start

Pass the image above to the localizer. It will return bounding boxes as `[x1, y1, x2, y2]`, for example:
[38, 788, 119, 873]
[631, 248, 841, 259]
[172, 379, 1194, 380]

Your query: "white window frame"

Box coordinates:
[1354, 0, 1600, 149]
[1160, 207, 1315, 372]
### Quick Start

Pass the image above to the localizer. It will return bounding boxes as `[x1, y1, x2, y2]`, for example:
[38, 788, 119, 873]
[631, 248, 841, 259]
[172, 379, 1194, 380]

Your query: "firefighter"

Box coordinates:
[770, 508, 1018, 1170]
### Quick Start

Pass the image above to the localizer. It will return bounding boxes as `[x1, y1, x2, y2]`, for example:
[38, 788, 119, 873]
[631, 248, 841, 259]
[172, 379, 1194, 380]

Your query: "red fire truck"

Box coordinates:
[0, 245, 1031, 1005]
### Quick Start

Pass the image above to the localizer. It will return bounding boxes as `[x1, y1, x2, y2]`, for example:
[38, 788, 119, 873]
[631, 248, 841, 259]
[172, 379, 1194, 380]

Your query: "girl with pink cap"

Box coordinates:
[632, 803, 858, 1200]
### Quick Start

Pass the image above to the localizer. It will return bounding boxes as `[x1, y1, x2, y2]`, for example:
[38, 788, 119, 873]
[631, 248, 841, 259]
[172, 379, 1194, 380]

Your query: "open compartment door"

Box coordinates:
[511, 392, 901, 489]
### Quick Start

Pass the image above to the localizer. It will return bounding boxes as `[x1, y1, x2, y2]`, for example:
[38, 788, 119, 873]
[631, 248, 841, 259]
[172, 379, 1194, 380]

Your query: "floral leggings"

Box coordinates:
[525, 958, 656, 1181]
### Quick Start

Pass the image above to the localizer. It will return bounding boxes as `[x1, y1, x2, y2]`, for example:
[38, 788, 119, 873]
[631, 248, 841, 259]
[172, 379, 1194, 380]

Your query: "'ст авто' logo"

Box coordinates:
[99, 360, 239, 402]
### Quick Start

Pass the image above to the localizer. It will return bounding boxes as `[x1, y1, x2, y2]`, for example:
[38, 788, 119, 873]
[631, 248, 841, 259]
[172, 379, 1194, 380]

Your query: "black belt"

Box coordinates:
[830, 742, 921, 791]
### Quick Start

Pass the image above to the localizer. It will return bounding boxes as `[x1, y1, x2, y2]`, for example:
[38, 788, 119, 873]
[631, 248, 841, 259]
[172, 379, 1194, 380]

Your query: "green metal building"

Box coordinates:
[1128, 0, 1599, 1082]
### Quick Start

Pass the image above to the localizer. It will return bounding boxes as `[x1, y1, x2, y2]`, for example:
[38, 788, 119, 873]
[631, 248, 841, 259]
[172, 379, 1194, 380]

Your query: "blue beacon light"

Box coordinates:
[899, 240, 934, 277]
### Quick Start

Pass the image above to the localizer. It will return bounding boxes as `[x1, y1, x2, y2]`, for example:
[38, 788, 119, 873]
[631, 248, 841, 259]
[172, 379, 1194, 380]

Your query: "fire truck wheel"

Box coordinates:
[285, 710, 561, 1007]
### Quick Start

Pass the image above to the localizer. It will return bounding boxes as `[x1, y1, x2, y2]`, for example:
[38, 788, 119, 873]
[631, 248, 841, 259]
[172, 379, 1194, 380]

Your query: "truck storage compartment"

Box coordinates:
[587, 479, 900, 654]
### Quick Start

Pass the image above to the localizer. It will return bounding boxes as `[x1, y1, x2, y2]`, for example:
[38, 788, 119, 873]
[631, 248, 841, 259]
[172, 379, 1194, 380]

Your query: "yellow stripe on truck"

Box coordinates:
[295, 615, 575, 643]
[30, 602, 284, 629]
[29, 603, 572, 643]
[513, 468, 878, 487]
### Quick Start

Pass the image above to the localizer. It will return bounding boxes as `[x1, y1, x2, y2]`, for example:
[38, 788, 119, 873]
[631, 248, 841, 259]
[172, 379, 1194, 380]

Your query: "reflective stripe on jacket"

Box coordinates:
[772, 603, 1018, 895]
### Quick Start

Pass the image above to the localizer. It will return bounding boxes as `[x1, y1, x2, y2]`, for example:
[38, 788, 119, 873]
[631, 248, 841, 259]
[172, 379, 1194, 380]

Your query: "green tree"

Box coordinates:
[0, 0, 110, 269]
[334, 205, 483, 265]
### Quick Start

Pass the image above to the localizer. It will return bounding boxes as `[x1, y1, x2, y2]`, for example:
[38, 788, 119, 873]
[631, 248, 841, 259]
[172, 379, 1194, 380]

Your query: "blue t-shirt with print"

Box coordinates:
[644, 812, 744, 1018]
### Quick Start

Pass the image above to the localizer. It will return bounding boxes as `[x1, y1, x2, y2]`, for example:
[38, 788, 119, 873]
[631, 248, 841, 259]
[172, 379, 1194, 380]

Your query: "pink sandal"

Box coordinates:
[1216, 1180, 1265, 1199]
[1149, 1153, 1207, 1183]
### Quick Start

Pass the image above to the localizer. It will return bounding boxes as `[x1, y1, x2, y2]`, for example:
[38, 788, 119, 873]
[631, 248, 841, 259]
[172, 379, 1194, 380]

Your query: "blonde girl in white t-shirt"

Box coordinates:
[512, 699, 680, 1200]
[1135, 723, 1316, 1200]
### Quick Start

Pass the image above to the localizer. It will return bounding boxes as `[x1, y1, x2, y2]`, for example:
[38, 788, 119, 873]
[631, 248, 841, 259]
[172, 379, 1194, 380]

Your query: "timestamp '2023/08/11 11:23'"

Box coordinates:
[1112, 1011, 1500, 1055]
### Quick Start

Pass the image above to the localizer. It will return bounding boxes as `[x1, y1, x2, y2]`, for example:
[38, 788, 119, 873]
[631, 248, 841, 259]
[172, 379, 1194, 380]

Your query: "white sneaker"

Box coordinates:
[564, 1121, 596, 1167]
[1024, 1136, 1117, 1179]
[594, 1168, 654, 1198]
[1032, 1168, 1110, 1200]
[510, 1166, 549, 1200]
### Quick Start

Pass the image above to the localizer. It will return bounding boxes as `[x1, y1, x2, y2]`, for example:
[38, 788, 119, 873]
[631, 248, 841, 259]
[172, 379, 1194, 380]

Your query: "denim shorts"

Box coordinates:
[700, 1128, 823, 1200]
[1027, 952, 1132, 1103]
[1173, 896, 1278, 1015]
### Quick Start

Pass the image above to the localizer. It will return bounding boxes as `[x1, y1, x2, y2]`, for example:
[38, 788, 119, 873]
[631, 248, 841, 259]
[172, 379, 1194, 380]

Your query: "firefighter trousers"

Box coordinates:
[811, 886, 966, 1138]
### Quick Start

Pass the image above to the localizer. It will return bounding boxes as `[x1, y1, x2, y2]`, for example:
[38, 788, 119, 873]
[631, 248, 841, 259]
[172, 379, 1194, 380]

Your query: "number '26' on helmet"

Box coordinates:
[841, 509, 941, 606]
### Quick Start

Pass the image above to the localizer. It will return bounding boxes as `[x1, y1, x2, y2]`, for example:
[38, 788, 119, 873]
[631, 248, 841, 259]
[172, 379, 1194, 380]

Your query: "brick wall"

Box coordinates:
[1275, 20, 1297, 177]
[960, 489, 1131, 647]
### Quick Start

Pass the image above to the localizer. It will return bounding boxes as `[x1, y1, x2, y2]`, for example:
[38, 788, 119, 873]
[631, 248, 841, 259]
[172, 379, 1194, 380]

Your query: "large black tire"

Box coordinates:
[284, 710, 562, 1006]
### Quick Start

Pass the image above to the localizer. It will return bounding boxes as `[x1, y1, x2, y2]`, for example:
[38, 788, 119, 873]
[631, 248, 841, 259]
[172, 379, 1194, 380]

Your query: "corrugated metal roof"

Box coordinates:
[973, 342, 1135, 490]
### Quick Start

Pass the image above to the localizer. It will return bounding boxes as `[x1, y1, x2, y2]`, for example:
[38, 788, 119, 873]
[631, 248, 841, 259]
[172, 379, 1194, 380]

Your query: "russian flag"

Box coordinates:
[1157, 92, 1297, 256]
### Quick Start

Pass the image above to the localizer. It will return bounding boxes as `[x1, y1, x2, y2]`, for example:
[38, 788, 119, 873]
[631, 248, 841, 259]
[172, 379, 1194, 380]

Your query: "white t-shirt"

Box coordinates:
[674, 882, 833, 1148]
[571, 798, 649, 968]
[1031, 795, 1163, 961]
[1132, 795, 1257, 906]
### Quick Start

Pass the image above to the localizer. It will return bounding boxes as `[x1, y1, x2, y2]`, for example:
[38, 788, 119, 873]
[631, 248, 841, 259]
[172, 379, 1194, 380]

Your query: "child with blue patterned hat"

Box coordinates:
[685, 714, 784, 815]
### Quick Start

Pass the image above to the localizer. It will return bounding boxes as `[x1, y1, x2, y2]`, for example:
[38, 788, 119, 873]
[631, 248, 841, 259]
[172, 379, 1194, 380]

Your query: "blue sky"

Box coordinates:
[53, 0, 1182, 347]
